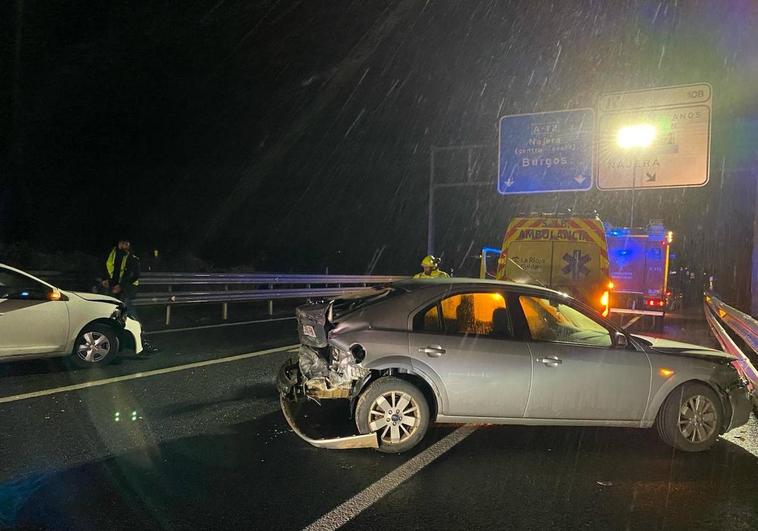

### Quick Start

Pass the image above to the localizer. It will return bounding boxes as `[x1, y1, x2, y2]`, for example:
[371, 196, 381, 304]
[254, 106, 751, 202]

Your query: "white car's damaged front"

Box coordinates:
[64, 290, 144, 359]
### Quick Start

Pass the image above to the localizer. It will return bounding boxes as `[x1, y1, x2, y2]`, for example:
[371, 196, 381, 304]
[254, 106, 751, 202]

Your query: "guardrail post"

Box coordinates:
[222, 285, 228, 320]
[268, 283, 274, 315]
[165, 285, 172, 326]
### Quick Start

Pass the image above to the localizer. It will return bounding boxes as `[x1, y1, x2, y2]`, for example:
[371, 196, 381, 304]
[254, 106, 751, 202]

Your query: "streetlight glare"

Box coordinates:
[617, 124, 657, 148]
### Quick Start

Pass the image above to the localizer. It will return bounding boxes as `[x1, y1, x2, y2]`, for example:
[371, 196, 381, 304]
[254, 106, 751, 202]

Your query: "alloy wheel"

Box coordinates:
[77, 331, 111, 363]
[368, 391, 420, 445]
[678, 394, 718, 443]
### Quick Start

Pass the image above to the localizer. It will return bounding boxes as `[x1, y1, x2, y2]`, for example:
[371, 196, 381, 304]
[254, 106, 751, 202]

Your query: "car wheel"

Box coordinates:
[656, 382, 723, 452]
[71, 324, 119, 368]
[355, 377, 429, 453]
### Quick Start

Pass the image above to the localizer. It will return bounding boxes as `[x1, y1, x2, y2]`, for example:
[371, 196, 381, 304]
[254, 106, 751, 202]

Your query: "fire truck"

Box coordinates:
[605, 222, 673, 330]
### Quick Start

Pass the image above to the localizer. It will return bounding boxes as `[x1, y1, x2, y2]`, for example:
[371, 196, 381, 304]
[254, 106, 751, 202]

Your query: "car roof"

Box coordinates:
[392, 277, 570, 298]
[344, 277, 586, 331]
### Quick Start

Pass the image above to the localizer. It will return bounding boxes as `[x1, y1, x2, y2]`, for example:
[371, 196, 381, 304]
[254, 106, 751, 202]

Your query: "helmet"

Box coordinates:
[420, 255, 439, 268]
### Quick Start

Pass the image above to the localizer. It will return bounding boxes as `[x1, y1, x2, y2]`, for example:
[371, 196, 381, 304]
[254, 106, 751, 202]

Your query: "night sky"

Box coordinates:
[3, 1, 758, 295]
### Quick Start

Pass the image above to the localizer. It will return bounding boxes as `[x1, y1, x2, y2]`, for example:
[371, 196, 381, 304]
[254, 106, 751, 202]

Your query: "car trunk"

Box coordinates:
[295, 301, 332, 350]
[295, 286, 397, 351]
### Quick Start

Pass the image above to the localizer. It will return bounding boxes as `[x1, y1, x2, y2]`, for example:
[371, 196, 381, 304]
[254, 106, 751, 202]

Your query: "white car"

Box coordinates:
[0, 263, 143, 367]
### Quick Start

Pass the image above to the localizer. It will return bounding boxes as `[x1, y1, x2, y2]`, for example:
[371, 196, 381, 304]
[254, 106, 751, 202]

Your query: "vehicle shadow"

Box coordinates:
[0, 357, 71, 377]
[0, 351, 141, 379]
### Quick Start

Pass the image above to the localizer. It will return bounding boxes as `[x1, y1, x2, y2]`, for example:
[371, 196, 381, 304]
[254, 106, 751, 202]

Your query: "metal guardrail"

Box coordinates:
[704, 294, 758, 353]
[133, 273, 407, 325]
[28, 270, 408, 326]
[704, 293, 758, 398]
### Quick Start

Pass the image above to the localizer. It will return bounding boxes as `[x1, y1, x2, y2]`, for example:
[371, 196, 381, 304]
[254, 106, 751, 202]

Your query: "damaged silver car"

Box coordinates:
[278, 279, 754, 453]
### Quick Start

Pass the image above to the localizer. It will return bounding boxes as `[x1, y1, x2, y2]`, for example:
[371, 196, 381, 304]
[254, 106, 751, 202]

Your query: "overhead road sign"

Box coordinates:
[498, 109, 594, 195]
[596, 83, 712, 190]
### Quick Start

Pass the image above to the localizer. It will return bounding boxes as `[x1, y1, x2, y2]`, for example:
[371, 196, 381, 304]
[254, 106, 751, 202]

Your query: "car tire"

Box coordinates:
[70, 324, 119, 368]
[656, 382, 723, 452]
[355, 377, 430, 454]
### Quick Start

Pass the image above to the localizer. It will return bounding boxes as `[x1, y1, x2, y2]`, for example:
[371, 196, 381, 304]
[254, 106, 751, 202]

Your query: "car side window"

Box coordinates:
[0, 269, 48, 300]
[518, 295, 612, 347]
[413, 303, 443, 333]
[438, 292, 510, 337]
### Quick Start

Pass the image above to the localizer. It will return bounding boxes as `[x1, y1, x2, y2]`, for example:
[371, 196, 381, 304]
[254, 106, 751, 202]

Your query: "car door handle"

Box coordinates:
[536, 355, 562, 367]
[418, 345, 446, 357]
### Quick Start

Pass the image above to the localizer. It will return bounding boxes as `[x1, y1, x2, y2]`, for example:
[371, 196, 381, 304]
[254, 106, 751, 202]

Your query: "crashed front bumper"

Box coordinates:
[123, 316, 144, 355]
[277, 357, 378, 450]
[725, 384, 754, 432]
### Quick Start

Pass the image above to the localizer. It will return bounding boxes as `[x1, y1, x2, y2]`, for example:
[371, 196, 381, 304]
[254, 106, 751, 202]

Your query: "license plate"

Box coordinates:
[302, 325, 316, 338]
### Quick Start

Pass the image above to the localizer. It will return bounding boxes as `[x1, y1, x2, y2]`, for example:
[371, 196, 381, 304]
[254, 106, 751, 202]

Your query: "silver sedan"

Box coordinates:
[278, 278, 753, 453]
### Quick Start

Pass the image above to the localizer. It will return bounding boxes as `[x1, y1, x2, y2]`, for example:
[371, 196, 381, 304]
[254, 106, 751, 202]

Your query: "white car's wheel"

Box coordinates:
[71, 324, 119, 368]
[355, 377, 429, 453]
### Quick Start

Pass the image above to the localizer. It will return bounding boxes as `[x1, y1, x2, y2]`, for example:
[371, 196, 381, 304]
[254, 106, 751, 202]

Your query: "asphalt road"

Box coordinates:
[1, 311, 756, 530]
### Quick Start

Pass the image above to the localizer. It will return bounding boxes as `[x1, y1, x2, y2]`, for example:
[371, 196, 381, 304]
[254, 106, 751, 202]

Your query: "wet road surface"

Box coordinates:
[1, 310, 756, 530]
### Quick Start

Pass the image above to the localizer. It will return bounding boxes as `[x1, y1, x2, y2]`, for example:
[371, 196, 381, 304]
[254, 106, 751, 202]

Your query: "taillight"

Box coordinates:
[646, 298, 665, 307]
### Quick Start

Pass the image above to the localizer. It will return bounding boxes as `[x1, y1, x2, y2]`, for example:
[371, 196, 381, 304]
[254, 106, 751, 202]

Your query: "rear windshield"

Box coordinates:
[332, 286, 403, 318]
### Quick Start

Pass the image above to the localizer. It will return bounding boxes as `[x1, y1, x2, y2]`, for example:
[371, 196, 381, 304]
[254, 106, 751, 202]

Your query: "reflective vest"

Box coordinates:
[413, 269, 450, 279]
[106, 248, 139, 286]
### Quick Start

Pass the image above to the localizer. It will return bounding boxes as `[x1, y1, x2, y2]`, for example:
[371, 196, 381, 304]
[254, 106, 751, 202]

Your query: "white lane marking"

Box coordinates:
[303, 425, 477, 531]
[0, 344, 299, 405]
[145, 316, 296, 335]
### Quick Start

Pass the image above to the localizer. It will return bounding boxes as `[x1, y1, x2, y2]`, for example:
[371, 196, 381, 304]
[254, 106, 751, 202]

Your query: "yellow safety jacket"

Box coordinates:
[413, 269, 450, 279]
[106, 248, 140, 286]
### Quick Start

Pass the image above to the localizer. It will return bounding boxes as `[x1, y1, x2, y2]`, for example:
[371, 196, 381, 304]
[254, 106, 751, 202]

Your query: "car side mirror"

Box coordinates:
[613, 331, 629, 348]
[47, 289, 67, 301]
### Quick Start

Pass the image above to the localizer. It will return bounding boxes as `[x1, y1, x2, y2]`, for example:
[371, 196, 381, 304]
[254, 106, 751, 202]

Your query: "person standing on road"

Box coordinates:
[413, 255, 450, 278]
[101, 239, 159, 355]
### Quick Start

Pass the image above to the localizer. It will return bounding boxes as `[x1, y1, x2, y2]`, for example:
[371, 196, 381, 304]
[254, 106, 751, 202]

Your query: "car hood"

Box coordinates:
[633, 334, 734, 362]
[67, 291, 121, 305]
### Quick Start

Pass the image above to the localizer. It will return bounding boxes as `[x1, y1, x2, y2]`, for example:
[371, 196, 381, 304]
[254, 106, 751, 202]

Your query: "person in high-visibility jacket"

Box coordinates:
[414, 255, 450, 278]
[101, 239, 159, 355]
[101, 239, 141, 307]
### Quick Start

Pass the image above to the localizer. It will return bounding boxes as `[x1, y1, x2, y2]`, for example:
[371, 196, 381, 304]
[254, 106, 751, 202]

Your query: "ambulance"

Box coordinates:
[481, 214, 613, 316]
